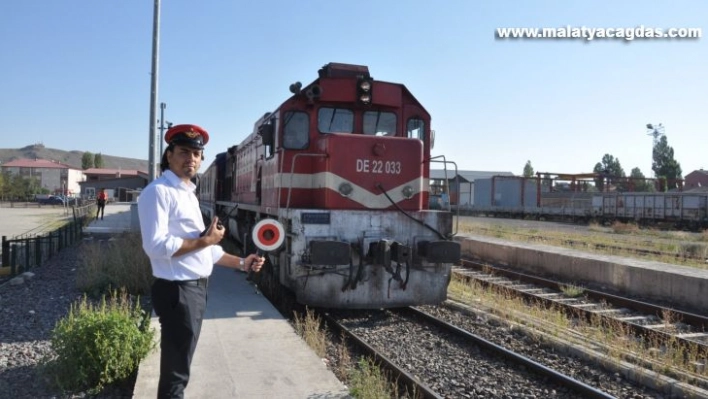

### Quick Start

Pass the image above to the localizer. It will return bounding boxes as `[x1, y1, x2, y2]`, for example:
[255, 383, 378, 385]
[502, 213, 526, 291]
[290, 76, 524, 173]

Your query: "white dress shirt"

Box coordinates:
[137, 170, 225, 280]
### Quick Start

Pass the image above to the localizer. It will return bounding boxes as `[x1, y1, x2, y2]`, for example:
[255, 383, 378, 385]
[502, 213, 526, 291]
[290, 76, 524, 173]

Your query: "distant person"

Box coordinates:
[137, 123, 265, 399]
[96, 188, 107, 220]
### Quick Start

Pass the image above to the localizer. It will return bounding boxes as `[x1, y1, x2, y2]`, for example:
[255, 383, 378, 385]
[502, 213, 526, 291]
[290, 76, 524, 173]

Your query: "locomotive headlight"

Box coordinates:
[401, 185, 414, 199]
[338, 182, 354, 197]
[357, 78, 373, 105]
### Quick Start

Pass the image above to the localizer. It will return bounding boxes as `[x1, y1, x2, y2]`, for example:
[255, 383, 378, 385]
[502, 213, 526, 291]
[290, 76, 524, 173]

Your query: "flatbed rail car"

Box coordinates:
[198, 62, 461, 309]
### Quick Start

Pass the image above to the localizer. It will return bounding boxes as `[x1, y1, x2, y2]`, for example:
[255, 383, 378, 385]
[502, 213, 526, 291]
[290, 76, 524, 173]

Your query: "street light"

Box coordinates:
[646, 123, 666, 180]
[646, 123, 665, 146]
[158, 102, 171, 156]
[160, 121, 172, 155]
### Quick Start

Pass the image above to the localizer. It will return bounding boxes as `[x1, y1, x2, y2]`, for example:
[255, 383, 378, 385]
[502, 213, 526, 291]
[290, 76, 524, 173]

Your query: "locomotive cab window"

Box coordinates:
[259, 119, 276, 159]
[318, 107, 354, 133]
[282, 111, 309, 149]
[363, 111, 396, 136]
[407, 118, 425, 140]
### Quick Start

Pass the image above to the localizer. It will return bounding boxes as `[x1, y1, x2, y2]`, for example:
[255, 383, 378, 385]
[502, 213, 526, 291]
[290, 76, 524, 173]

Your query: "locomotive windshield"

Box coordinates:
[363, 111, 396, 136]
[318, 107, 354, 133]
[282, 111, 309, 149]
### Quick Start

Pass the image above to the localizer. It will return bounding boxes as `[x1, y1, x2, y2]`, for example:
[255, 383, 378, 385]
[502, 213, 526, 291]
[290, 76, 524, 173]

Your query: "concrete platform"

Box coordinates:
[87, 203, 350, 398]
[133, 267, 350, 399]
[82, 202, 135, 235]
[456, 233, 708, 315]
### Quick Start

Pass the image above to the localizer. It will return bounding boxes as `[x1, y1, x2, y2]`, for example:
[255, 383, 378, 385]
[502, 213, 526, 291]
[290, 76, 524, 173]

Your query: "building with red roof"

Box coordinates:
[685, 169, 708, 191]
[1, 158, 85, 195]
[79, 168, 149, 201]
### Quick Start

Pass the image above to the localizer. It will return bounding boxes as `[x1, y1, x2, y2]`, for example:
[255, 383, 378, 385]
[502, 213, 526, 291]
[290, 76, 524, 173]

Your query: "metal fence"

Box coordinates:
[1, 204, 96, 278]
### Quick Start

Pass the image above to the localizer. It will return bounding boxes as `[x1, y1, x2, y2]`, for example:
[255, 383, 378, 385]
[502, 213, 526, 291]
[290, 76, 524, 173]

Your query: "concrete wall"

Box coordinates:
[456, 234, 708, 313]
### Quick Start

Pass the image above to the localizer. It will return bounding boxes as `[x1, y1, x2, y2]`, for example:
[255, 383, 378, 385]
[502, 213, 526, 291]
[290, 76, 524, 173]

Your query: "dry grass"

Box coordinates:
[559, 283, 585, 298]
[699, 230, 708, 243]
[293, 307, 328, 358]
[448, 275, 708, 384]
[347, 358, 400, 399]
[291, 309, 412, 398]
[610, 221, 641, 234]
[76, 232, 153, 297]
[458, 219, 708, 270]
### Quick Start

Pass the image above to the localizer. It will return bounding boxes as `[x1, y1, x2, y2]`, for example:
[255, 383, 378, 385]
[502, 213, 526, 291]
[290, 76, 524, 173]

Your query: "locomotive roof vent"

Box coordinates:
[318, 62, 371, 79]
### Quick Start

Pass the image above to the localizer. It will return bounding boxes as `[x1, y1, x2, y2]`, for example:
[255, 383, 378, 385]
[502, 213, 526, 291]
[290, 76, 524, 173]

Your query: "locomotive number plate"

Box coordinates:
[301, 212, 331, 224]
[356, 159, 402, 174]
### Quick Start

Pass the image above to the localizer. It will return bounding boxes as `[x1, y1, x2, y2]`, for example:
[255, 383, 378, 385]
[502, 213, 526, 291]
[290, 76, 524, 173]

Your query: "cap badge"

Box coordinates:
[184, 130, 199, 139]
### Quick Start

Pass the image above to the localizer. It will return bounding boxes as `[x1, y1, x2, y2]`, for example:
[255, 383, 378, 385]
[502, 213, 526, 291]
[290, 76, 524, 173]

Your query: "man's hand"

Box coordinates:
[244, 254, 265, 272]
[203, 217, 225, 245]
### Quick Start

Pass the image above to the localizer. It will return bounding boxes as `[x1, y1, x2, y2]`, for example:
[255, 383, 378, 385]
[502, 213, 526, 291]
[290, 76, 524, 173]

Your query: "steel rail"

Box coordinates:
[403, 307, 616, 399]
[321, 311, 443, 399]
[457, 259, 708, 357]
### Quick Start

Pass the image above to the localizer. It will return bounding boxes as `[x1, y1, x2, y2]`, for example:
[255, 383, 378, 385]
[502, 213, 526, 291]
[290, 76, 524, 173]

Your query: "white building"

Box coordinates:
[1, 158, 85, 195]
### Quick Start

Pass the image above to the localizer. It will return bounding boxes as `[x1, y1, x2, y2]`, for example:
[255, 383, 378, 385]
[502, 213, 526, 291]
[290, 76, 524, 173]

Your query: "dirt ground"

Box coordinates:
[0, 205, 70, 239]
[456, 215, 609, 236]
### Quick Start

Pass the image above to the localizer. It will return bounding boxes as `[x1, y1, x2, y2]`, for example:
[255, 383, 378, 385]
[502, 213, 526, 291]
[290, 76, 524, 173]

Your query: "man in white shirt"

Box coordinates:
[138, 123, 265, 399]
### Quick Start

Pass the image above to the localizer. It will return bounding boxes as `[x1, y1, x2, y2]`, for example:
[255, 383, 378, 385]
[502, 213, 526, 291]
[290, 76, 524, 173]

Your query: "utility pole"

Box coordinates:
[147, 0, 161, 182]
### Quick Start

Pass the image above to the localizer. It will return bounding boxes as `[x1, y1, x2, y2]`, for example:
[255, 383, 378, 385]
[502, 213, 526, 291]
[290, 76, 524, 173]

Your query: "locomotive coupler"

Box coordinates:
[370, 240, 411, 290]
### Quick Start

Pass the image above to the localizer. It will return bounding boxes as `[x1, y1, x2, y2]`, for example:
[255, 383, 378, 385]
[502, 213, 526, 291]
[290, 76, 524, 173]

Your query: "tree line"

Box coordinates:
[522, 135, 683, 192]
[82, 152, 104, 169]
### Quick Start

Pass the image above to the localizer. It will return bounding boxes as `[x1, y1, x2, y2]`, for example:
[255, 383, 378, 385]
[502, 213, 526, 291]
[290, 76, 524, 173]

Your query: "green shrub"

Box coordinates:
[560, 283, 585, 298]
[44, 289, 155, 394]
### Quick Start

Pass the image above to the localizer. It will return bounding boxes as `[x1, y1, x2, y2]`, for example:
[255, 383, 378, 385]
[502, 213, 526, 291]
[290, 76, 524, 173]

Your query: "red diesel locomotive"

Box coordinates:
[198, 62, 460, 309]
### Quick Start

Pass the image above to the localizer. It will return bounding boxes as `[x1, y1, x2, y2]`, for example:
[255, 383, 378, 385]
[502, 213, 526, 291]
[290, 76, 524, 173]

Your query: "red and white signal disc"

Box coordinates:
[252, 219, 285, 252]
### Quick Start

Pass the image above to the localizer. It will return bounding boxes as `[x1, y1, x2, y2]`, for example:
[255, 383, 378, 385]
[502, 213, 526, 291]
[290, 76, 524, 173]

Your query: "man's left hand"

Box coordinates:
[244, 254, 265, 272]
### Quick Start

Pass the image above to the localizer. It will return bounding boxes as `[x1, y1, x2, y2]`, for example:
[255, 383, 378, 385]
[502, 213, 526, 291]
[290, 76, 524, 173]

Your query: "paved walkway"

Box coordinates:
[85, 203, 350, 398]
[83, 202, 136, 234]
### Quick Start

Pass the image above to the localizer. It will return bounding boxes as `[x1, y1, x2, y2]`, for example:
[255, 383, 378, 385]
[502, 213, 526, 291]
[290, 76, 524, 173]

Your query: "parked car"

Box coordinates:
[38, 195, 67, 205]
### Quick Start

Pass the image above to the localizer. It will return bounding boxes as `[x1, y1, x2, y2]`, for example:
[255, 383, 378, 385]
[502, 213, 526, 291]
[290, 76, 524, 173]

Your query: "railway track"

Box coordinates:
[454, 259, 708, 390]
[323, 307, 666, 398]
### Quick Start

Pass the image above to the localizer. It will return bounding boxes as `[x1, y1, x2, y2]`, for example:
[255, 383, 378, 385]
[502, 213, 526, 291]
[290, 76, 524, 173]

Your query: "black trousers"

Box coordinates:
[151, 278, 208, 399]
[96, 200, 106, 219]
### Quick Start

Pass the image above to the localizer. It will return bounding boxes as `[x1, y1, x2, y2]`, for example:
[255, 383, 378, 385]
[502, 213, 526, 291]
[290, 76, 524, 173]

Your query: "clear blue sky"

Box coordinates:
[2, 1, 706, 177]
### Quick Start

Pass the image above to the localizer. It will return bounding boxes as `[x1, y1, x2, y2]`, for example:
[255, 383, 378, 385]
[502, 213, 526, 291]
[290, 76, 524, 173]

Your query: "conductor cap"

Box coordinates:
[165, 124, 209, 149]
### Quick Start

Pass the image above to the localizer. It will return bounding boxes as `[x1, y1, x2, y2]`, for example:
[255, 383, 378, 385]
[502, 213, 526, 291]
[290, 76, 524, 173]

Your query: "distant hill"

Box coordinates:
[0, 144, 148, 171]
